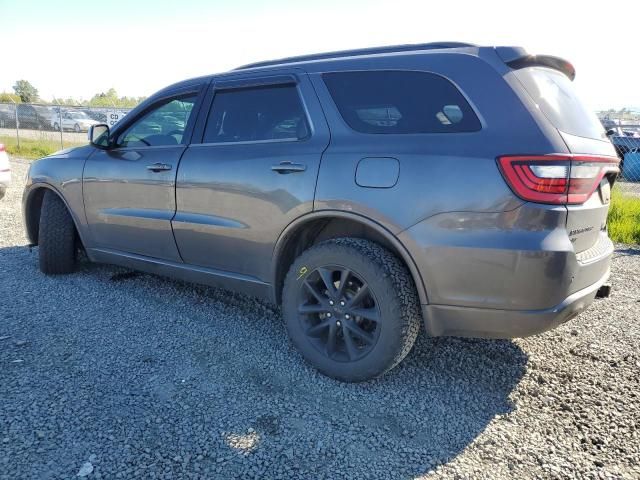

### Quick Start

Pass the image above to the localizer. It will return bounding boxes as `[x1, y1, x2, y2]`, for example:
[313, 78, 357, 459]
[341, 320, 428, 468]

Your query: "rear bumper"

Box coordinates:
[422, 268, 610, 338]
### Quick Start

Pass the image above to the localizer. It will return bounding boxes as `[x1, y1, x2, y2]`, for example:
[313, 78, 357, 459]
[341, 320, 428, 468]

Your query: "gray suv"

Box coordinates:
[23, 43, 619, 382]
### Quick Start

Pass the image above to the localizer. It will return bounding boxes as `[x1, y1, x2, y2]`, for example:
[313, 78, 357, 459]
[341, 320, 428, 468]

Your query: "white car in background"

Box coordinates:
[51, 111, 99, 133]
[0, 144, 10, 200]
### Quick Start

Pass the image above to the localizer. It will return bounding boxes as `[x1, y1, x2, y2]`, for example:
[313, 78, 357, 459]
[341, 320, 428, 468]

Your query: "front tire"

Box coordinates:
[74, 123, 80, 133]
[38, 191, 77, 274]
[282, 238, 421, 382]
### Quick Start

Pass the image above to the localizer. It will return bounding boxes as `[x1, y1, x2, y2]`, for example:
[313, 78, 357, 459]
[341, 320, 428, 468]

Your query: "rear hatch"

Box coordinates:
[509, 64, 619, 254]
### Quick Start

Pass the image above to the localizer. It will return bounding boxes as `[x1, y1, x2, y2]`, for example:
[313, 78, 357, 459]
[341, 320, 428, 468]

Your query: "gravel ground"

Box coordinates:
[1, 157, 639, 479]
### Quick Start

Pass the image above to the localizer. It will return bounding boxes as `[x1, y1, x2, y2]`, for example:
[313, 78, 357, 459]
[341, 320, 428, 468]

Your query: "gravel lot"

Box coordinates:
[1, 157, 639, 479]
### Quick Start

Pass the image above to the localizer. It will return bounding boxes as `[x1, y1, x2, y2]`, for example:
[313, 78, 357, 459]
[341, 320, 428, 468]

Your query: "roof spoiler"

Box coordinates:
[495, 46, 575, 80]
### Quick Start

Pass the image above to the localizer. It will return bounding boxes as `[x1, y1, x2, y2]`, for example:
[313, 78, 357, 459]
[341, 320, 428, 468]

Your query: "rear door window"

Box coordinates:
[323, 71, 481, 134]
[513, 67, 605, 140]
[203, 84, 309, 144]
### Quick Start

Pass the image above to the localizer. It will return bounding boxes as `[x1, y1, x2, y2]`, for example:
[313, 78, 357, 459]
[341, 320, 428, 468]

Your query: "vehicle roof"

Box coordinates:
[159, 42, 507, 93]
[234, 42, 479, 70]
[147, 43, 544, 108]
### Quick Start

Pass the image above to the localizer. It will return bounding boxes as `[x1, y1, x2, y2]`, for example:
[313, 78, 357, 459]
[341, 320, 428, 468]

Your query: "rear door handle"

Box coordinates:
[146, 163, 172, 172]
[271, 162, 306, 174]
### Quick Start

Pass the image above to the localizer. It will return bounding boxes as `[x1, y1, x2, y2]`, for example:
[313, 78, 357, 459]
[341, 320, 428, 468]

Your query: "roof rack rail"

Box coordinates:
[234, 42, 477, 70]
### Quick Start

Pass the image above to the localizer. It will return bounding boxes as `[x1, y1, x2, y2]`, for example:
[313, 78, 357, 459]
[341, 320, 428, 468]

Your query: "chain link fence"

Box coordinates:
[0, 102, 132, 150]
[600, 115, 640, 183]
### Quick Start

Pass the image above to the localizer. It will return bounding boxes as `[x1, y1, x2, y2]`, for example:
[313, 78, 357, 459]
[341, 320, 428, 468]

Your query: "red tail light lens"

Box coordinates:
[497, 155, 619, 205]
[0, 144, 5, 152]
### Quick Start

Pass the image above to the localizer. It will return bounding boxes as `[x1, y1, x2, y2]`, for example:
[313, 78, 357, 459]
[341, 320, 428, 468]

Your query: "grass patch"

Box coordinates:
[608, 188, 640, 244]
[0, 135, 85, 160]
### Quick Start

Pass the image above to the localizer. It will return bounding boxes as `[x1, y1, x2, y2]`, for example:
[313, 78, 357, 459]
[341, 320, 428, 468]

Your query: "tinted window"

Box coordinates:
[323, 71, 481, 134]
[514, 67, 605, 140]
[118, 96, 197, 147]
[203, 84, 309, 143]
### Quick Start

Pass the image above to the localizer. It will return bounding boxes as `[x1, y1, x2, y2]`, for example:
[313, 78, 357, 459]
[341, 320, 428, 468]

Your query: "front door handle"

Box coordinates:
[147, 163, 172, 172]
[271, 161, 306, 174]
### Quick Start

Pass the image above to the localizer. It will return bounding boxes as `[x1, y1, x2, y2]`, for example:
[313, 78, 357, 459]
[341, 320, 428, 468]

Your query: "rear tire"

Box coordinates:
[38, 190, 77, 274]
[282, 238, 421, 382]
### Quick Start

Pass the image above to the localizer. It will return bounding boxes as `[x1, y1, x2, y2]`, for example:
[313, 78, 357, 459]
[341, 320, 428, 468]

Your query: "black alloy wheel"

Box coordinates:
[297, 265, 381, 362]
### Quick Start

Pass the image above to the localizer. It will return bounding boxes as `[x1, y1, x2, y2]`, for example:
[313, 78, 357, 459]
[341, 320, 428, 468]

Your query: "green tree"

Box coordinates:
[88, 88, 144, 108]
[0, 92, 21, 103]
[12, 80, 39, 103]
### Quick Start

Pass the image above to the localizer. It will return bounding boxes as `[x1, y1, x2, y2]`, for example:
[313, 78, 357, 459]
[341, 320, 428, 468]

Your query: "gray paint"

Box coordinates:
[23, 44, 618, 339]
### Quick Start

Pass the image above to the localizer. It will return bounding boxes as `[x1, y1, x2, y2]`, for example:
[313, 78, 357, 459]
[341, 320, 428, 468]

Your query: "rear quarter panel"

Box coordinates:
[310, 52, 580, 310]
[310, 53, 563, 232]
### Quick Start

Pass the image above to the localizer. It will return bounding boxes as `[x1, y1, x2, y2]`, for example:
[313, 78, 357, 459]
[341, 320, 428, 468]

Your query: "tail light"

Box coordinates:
[497, 155, 619, 205]
[0, 144, 5, 152]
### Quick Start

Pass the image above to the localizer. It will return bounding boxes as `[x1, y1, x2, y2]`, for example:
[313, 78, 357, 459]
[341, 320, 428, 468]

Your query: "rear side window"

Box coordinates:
[203, 84, 309, 143]
[513, 67, 605, 139]
[323, 71, 481, 134]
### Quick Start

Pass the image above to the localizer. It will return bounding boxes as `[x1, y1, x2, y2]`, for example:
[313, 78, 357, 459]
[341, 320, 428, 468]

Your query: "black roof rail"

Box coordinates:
[234, 42, 477, 70]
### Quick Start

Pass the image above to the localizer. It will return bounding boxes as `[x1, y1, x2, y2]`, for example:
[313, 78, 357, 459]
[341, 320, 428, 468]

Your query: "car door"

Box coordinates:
[173, 71, 330, 282]
[83, 85, 204, 261]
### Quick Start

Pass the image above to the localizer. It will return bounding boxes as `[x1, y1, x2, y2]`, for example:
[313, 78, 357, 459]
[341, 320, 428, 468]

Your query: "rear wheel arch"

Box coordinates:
[272, 212, 428, 306]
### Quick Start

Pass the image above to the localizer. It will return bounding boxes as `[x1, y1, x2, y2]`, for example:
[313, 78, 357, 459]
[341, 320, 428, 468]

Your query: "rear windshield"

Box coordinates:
[323, 71, 481, 134]
[513, 67, 605, 139]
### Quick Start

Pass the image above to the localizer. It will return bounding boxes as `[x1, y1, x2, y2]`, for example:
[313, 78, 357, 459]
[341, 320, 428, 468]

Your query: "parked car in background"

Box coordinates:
[622, 148, 640, 181]
[0, 144, 10, 200]
[82, 109, 108, 123]
[606, 127, 640, 169]
[23, 43, 619, 382]
[52, 111, 99, 132]
[0, 104, 16, 128]
[600, 118, 617, 130]
[32, 106, 54, 130]
[16, 104, 50, 130]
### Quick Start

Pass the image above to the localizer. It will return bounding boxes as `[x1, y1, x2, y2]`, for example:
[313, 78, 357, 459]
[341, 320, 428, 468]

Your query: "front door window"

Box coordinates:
[117, 96, 197, 147]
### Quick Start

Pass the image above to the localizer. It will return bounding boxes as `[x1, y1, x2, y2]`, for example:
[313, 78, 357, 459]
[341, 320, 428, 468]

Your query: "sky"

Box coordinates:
[0, 0, 638, 110]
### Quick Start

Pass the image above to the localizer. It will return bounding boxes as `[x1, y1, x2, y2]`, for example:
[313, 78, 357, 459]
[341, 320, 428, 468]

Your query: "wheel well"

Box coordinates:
[25, 187, 82, 248]
[24, 188, 47, 245]
[274, 217, 419, 304]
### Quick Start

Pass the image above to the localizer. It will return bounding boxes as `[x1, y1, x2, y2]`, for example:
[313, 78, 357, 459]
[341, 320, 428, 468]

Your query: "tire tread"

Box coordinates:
[38, 191, 77, 275]
[283, 237, 421, 381]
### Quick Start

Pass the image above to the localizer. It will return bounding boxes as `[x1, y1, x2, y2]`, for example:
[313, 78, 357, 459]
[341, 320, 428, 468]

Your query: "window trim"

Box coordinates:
[321, 69, 483, 136]
[197, 76, 313, 147]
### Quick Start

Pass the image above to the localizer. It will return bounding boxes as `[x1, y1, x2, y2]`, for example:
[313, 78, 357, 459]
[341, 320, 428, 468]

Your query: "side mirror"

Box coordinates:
[88, 124, 111, 149]
[606, 129, 616, 137]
